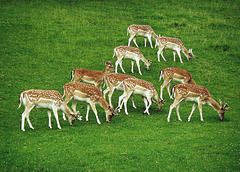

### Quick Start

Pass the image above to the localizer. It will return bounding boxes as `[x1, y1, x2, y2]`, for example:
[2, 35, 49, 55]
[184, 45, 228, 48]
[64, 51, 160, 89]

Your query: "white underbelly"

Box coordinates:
[172, 78, 184, 83]
[184, 97, 199, 103]
[73, 95, 90, 103]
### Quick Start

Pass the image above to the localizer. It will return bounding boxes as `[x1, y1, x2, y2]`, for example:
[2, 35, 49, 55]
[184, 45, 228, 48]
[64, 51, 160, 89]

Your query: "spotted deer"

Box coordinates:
[18, 89, 81, 131]
[155, 36, 195, 63]
[167, 84, 231, 122]
[118, 78, 165, 115]
[103, 73, 137, 108]
[159, 67, 196, 99]
[63, 82, 119, 124]
[127, 24, 159, 48]
[71, 61, 114, 91]
[113, 46, 151, 75]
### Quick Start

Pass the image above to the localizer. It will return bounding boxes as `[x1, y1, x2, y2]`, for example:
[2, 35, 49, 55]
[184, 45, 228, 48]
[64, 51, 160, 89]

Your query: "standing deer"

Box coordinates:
[63, 82, 119, 124]
[159, 67, 196, 99]
[71, 61, 114, 91]
[155, 36, 195, 63]
[18, 89, 81, 131]
[127, 24, 159, 48]
[167, 84, 231, 122]
[113, 46, 151, 75]
[103, 73, 137, 108]
[118, 78, 165, 115]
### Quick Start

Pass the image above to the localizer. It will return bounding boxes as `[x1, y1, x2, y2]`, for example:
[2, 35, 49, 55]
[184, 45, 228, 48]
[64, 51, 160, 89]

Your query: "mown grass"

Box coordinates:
[0, 0, 239, 171]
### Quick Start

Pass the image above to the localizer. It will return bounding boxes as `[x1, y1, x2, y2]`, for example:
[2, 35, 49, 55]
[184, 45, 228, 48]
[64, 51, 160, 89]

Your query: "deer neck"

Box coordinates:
[181, 46, 189, 58]
[98, 97, 109, 112]
[207, 97, 222, 113]
[152, 31, 158, 40]
[61, 103, 73, 116]
[189, 78, 196, 85]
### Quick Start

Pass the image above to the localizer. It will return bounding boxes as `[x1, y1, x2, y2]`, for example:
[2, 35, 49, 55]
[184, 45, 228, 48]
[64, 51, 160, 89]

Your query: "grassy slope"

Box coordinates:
[0, 0, 239, 171]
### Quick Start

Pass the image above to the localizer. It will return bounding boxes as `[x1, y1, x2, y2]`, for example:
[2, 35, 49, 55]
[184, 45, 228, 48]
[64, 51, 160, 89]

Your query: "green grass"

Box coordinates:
[0, 0, 239, 171]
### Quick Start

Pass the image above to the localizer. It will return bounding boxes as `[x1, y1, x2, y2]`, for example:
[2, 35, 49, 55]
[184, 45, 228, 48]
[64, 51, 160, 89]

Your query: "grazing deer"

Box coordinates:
[159, 67, 196, 99]
[103, 73, 137, 108]
[18, 89, 81, 131]
[155, 36, 195, 63]
[113, 46, 151, 75]
[127, 24, 159, 48]
[118, 78, 166, 115]
[63, 82, 119, 124]
[167, 84, 231, 122]
[71, 61, 114, 91]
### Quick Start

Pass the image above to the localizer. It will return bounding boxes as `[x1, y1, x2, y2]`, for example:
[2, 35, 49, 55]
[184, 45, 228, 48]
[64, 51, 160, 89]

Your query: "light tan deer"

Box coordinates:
[127, 24, 159, 48]
[167, 84, 231, 122]
[103, 73, 137, 108]
[18, 89, 81, 131]
[155, 36, 195, 63]
[159, 67, 196, 99]
[71, 61, 114, 91]
[118, 78, 165, 115]
[113, 46, 151, 75]
[63, 82, 119, 124]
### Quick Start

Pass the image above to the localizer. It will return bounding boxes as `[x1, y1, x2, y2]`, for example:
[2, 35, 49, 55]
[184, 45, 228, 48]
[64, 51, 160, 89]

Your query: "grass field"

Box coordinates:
[0, 0, 239, 171]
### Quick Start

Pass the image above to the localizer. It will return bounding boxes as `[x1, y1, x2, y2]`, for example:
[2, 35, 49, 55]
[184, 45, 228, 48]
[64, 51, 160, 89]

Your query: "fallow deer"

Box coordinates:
[63, 82, 119, 124]
[113, 46, 151, 75]
[71, 61, 114, 91]
[167, 84, 231, 122]
[155, 36, 195, 63]
[18, 89, 81, 131]
[103, 73, 137, 108]
[127, 24, 159, 48]
[159, 67, 196, 99]
[118, 78, 165, 115]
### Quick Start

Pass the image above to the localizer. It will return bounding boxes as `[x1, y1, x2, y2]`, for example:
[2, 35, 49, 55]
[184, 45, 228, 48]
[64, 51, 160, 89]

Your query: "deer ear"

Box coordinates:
[103, 61, 106, 65]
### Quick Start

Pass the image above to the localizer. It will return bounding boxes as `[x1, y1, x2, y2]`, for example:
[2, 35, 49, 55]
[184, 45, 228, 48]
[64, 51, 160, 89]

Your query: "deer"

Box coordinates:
[118, 78, 166, 115]
[63, 82, 119, 124]
[155, 36, 195, 63]
[167, 84, 231, 122]
[103, 73, 137, 108]
[113, 46, 151, 75]
[159, 67, 196, 99]
[18, 89, 82, 131]
[127, 24, 159, 48]
[71, 61, 114, 91]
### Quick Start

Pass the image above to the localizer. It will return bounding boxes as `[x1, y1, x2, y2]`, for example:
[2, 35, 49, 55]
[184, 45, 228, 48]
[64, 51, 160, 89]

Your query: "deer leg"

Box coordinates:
[144, 96, 152, 115]
[131, 94, 136, 109]
[166, 82, 173, 99]
[123, 91, 132, 115]
[133, 37, 139, 47]
[47, 110, 52, 129]
[52, 106, 61, 129]
[107, 87, 115, 108]
[198, 101, 204, 122]
[160, 79, 171, 99]
[173, 51, 176, 61]
[119, 58, 126, 73]
[167, 98, 183, 122]
[89, 101, 101, 124]
[128, 35, 135, 47]
[85, 104, 90, 122]
[131, 60, 135, 73]
[175, 104, 182, 121]
[135, 60, 142, 75]
[118, 92, 127, 111]
[188, 103, 197, 122]
[176, 50, 183, 63]
[147, 35, 153, 48]
[21, 105, 34, 131]
[103, 86, 110, 99]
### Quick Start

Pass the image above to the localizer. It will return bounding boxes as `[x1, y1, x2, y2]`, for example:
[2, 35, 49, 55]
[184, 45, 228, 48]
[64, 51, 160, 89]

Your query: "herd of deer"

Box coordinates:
[18, 24, 231, 131]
